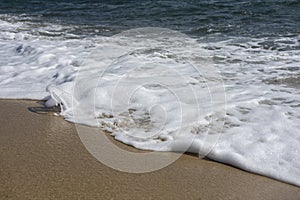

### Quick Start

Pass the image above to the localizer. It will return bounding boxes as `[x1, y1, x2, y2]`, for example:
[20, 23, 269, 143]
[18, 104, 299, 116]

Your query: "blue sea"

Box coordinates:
[1, 0, 299, 38]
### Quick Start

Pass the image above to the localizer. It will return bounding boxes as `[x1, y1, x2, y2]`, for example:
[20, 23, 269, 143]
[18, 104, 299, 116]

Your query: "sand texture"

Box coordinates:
[0, 100, 299, 200]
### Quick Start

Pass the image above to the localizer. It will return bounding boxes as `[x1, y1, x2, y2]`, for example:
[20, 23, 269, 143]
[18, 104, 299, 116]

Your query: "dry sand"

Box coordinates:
[0, 99, 299, 200]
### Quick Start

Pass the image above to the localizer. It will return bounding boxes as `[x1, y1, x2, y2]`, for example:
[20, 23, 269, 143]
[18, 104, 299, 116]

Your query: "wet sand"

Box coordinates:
[0, 100, 299, 200]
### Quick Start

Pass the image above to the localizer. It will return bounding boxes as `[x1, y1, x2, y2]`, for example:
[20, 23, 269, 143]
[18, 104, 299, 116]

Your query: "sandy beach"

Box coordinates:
[0, 99, 299, 200]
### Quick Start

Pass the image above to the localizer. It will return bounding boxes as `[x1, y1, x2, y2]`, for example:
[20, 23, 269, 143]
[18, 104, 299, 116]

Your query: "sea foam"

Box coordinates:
[0, 16, 300, 186]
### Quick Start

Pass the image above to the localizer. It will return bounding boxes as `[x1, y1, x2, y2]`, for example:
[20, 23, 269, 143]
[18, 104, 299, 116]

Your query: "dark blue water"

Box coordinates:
[0, 0, 299, 38]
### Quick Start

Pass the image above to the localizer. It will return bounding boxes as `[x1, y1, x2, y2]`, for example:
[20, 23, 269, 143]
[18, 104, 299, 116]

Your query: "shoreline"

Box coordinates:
[0, 99, 299, 199]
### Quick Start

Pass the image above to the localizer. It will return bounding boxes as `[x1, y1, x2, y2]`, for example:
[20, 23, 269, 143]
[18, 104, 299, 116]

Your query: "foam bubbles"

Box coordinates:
[0, 16, 300, 186]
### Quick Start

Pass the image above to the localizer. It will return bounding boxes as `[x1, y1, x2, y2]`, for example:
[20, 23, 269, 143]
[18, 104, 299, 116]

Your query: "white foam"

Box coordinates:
[0, 16, 300, 186]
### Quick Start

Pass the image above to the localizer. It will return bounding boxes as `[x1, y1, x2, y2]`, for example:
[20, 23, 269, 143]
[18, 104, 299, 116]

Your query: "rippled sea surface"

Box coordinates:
[1, 0, 299, 38]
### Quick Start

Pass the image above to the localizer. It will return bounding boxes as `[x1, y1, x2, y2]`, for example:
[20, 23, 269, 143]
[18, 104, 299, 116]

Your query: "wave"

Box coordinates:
[0, 16, 300, 186]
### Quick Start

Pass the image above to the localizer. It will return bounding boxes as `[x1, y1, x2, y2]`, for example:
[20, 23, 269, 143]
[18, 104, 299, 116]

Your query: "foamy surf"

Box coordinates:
[0, 14, 300, 186]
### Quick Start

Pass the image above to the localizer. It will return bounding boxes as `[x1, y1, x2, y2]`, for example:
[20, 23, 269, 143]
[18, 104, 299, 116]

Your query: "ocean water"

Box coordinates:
[0, 0, 300, 186]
